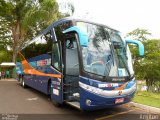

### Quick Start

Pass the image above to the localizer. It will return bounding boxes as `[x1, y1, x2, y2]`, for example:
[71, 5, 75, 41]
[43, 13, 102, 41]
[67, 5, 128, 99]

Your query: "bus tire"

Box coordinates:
[22, 78, 26, 88]
[51, 99, 62, 107]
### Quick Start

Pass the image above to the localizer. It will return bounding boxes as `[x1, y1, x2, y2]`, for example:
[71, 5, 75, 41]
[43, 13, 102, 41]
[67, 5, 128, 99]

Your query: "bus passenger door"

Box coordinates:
[63, 33, 80, 107]
[50, 41, 63, 104]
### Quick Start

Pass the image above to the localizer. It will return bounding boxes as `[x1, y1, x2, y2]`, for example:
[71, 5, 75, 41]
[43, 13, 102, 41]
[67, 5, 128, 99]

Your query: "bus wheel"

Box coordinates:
[22, 78, 26, 88]
[51, 99, 62, 107]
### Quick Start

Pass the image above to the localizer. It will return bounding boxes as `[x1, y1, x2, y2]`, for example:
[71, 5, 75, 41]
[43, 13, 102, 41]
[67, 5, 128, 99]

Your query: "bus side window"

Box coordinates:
[52, 43, 61, 71]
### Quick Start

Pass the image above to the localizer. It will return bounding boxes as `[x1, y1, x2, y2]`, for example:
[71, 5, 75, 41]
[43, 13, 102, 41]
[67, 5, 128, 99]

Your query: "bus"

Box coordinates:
[17, 17, 144, 110]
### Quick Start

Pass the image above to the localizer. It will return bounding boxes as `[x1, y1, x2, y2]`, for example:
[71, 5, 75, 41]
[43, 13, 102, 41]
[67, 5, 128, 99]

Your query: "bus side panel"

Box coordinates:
[35, 75, 49, 94]
[50, 75, 63, 104]
[23, 71, 61, 95]
[21, 66, 63, 103]
[23, 74, 35, 88]
[21, 54, 60, 95]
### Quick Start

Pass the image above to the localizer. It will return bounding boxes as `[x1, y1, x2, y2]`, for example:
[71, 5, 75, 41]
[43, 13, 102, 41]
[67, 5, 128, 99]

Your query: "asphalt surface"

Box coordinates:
[0, 79, 159, 120]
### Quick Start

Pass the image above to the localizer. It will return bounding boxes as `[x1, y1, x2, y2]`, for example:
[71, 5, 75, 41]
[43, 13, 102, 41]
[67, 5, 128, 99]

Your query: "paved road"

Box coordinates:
[0, 79, 159, 120]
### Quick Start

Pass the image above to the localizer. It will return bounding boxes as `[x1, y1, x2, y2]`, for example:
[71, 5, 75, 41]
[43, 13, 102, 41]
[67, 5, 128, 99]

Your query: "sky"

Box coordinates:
[58, 0, 160, 39]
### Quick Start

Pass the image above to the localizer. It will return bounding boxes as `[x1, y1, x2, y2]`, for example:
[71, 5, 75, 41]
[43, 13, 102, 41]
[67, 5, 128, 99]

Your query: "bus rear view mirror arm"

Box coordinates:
[126, 39, 144, 57]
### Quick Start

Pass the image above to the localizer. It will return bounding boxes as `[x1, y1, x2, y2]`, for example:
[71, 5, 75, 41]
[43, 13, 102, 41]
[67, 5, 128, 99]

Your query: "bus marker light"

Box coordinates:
[86, 99, 91, 106]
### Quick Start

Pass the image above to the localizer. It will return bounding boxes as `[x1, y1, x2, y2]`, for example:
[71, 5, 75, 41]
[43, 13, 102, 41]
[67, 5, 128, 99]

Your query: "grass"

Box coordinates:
[133, 91, 160, 108]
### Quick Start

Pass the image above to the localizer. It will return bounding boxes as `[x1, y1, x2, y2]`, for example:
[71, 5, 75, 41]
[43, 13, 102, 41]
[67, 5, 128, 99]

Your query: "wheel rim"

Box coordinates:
[22, 80, 24, 87]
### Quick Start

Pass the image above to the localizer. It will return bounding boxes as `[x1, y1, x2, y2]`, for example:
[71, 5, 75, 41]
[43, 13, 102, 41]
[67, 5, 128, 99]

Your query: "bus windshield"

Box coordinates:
[77, 22, 133, 78]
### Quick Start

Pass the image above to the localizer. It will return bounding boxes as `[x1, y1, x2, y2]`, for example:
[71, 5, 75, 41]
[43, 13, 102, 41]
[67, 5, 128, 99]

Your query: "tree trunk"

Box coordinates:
[12, 21, 23, 63]
[12, 45, 18, 63]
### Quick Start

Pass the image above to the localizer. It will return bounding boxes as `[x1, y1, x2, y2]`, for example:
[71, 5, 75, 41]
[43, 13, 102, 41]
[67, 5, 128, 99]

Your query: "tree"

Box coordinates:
[126, 28, 151, 41]
[132, 40, 160, 92]
[58, 0, 74, 16]
[0, 17, 12, 50]
[126, 28, 160, 92]
[141, 40, 160, 91]
[0, 50, 12, 63]
[0, 17, 12, 62]
[0, 0, 63, 63]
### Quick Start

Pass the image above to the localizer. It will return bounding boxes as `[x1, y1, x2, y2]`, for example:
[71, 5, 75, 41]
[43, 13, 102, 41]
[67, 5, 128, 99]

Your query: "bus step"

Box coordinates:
[67, 95, 80, 101]
[66, 101, 80, 109]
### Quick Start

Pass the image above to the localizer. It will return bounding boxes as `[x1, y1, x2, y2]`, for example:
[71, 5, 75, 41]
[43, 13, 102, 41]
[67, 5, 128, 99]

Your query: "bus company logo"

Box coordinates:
[37, 58, 51, 66]
[118, 90, 122, 95]
[98, 83, 119, 88]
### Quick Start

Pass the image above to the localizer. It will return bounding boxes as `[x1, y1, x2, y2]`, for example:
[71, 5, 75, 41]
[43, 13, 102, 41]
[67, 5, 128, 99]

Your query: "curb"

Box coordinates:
[0, 79, 17, 82]
[130, 102, 160, 114]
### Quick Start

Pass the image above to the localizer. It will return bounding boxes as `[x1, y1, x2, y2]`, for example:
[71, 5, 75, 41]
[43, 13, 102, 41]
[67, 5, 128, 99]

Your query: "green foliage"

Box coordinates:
[0, 50, 12, 63]
[0, 0, 71, 62]
[0, 17, 12, 49]
[130, 40, 160, 91]
[126, 28, 151, 41]
[133, 91, 160, 108]
[22, 0, 60, 32]
[143, 40, 160, 90]
[0, 17, 12, 62]
[126, 28, 160, 91]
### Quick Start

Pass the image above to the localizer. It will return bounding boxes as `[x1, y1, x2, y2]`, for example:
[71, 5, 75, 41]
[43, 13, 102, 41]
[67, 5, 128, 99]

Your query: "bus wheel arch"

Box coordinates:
[48, 78, 62, 107]
[51, 99, 62, 107]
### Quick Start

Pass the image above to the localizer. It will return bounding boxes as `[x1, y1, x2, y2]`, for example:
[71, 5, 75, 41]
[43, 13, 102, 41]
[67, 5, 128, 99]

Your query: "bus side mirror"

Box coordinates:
[63, 26, 88, 47]
[126, 39, 144, 57]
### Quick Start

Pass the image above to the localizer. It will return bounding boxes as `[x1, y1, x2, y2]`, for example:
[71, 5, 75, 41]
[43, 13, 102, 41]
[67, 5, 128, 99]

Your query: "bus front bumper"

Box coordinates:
[79, 82, 136, 110]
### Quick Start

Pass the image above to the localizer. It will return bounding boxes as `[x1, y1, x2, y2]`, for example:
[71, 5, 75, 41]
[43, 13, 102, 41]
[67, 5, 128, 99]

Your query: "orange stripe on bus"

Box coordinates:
[115, 82, 128, 90]
[19, 52, 62, 78]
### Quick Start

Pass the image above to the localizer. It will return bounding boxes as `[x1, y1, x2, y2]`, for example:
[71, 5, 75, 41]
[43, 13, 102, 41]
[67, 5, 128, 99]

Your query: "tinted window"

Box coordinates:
[51, 21, 73, 71]
[77, 22, 111, 76]
[65, 36, 79, 76]
[21, 31, 52, 59]
[52, 43, 61, 71]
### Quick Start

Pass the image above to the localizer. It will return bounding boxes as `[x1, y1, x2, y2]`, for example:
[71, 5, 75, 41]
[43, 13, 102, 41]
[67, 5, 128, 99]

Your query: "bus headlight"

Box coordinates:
[86, 99, 91, 106]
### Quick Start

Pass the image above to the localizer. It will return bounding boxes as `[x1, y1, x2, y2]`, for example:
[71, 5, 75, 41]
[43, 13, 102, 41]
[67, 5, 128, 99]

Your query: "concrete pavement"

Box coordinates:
[0, 79, 159, 120]
[130, 102, 160, 114]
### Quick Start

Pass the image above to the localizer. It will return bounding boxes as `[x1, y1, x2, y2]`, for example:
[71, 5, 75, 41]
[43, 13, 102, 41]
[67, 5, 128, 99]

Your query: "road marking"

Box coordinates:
[0, 79, 17, 82]
[26, 97, 38, 101]
[96, 108, 138, 120]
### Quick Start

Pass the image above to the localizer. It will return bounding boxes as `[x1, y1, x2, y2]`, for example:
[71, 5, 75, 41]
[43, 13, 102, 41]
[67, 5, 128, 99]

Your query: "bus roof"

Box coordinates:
[40, 17, 120, 36]
[20, 17, 119, 50]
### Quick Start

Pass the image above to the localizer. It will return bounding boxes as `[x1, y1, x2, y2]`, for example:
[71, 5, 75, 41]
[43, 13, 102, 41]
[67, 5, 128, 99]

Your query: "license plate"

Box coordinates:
[115, 98, 124, 104]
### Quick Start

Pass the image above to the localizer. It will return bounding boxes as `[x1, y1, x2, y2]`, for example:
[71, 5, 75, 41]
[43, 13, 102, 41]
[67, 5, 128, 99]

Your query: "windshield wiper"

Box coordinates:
[109, 42, 115, 66]
[103, 42, 115, 80]
[104, 60, 112, 81]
